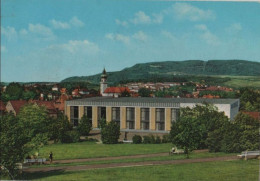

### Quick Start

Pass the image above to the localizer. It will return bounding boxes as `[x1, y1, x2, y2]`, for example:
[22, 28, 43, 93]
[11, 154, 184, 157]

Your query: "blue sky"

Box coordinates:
[1, 0, 260, 82]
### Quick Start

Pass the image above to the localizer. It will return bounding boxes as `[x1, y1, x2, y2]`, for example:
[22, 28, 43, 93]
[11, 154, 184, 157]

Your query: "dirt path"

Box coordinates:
[24, 155, 238, 173]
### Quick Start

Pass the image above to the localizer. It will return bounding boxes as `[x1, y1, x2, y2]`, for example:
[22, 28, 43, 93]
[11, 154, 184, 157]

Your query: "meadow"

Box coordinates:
[37, 142, 173, 160]
[21, 159, 258, 181]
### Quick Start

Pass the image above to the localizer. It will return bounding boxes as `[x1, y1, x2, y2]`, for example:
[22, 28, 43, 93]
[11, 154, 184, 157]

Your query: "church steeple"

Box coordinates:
[101, 68, 107, 79]
[100, 68, 108, 96]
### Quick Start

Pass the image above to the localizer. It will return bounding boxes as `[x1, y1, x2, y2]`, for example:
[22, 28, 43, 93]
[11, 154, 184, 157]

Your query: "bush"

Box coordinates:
[162, 134, 170, 143]
[132, 135, 142, 144]
[101, 121, 120, 144]
[98, 118, 106, 129]
[150, 135, 156, 144]
[60, 130, 80, 143]
[143, 136, 151, 144]
[86, 138, 98, 142]
[77, 115, 92, 136]
[155, 136, 161, 144]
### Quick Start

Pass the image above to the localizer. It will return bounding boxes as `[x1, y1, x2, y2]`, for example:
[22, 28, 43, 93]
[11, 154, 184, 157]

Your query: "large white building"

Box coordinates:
[65, 97, 240, 133]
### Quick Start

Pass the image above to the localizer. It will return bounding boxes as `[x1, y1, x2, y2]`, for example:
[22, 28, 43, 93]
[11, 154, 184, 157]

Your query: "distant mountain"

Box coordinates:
[61, 60, 260, 84]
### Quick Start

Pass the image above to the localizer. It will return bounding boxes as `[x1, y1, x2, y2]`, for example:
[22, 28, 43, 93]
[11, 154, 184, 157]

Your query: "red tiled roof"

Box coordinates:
[243, 112, 260, 120]
[60, 88, 67, 94]
[31, 100, 56, 110]
[0, 101, 6, 111]
[54, 102, 64, 111]
[9, 100, 27, 114]
[104, 87, 130, 93]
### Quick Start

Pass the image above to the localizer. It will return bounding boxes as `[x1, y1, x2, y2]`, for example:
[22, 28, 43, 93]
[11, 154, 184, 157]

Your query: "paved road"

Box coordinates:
[24, 155, 238, 173]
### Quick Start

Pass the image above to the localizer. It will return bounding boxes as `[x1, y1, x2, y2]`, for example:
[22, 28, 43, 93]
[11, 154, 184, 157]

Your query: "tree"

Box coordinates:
[138, 88, 151, 97]
[0, 113, 34, 178]
[22, 91, 36, 100]
[77, 114, 92, 136]
[55, 114, 73, 143]
[101, 121, 120, 144]
[5, 82, 23, 100]
[121, 90, 130, 97]
[221, 112, 259, 153]
[170, 116, 204, 158]
[170, 104, 230, 156]
[18, 103, 49, 145]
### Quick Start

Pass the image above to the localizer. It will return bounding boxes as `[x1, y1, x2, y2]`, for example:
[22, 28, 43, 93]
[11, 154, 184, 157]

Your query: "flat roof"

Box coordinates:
[66, 97, 239, 108]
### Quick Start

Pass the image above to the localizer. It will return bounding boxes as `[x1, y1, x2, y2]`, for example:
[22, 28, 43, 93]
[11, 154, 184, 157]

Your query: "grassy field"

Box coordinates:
[20, 159, 259, 181]
[29, 152, 236, 168]
[37, 142, 173, 160]
[218, 75, 260, 88]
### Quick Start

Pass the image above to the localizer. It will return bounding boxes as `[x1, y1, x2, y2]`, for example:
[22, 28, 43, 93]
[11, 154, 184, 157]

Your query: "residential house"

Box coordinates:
[6, 100, 27, 116]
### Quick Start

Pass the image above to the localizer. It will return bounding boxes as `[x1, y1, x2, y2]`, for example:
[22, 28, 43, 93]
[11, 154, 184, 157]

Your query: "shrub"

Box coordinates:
[98, 118, 106, 129]
[143, 136, 151, 144]
[60, 130, 80, 143]
[77, 115, 92, 136]
[150, 135, 156, 144]
[101, 121, 120, 144]
[162, 134, 170, 143]
[155, 136, 161, 144]
[132, 135, 142, 144]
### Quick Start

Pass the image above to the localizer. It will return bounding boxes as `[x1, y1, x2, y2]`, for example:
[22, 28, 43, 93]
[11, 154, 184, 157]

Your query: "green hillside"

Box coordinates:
[61, 60, 260, 84]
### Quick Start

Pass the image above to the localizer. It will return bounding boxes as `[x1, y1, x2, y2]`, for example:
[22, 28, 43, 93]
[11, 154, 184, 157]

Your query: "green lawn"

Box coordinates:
[20, 159, 259, 181]
[29, 152, 236, 168]
[37, 142, 173, 160]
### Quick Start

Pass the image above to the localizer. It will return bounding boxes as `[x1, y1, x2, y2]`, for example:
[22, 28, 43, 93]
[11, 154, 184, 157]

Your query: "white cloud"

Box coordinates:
[105, 33, 130, 44]
[226, 23, 242, 33]
[117, 11, 163, 27]
[168, 3, 215, 21]
[195, 24, 208, 31]
[19, 29, 28, 35]
[161, 30, 176, 41]
[50, 19, 70, 29]
[1, 46, 7, 53]
[195, 24, 220, 46]
[132, 31, 148, 41]
[1, 26, 17, 41]
[28, 23, 55, 40]
[47, 39, 100, 54]
[152, 13, 163, 24]
[201, 31, 220, 46]
[131, 11, 151, 24]
[115, 19, 128, 27]
[70, 16, 85, 27]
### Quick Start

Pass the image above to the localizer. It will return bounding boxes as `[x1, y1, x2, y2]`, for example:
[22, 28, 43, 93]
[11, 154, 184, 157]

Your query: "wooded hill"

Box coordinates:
[61, 60, 260, 84]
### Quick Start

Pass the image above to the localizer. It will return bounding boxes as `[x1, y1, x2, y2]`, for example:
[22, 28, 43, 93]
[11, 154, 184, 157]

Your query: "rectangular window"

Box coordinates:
[98, 107, 106, 127]
[112, 107, 120, 125]
[84, 106, 92, 120]
[171, 108, 180, 122]
[98, 107, 106, 120]
[70, 106, 79, 127]
[141, 108, 149, 130]
[126, 107, 135, 129]
[156, 108, 165, 130]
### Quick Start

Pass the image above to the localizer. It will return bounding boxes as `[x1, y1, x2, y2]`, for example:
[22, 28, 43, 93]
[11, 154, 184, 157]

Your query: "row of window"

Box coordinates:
[70, 106, 180, 130]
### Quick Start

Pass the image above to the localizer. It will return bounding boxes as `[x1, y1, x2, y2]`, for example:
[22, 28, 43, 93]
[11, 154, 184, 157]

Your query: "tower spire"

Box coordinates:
[100, 68, 108, 96]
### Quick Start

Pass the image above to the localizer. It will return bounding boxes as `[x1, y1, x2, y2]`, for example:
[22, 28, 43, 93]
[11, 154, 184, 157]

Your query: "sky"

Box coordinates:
[1, 0, 260, 82]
